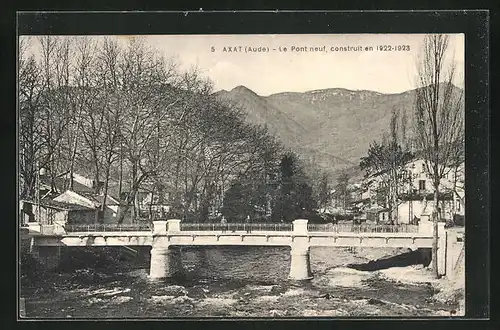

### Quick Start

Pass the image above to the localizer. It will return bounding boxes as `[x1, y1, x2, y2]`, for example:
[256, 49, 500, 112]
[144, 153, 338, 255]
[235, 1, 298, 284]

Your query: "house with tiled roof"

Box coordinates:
[22, 170, 135, 226]
[20, 198, 96, 233]
[53, 190, 128, 224]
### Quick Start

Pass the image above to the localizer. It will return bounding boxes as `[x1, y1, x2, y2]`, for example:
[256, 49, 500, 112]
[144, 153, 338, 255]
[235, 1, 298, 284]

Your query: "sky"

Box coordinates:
[22, 34, 464, 96]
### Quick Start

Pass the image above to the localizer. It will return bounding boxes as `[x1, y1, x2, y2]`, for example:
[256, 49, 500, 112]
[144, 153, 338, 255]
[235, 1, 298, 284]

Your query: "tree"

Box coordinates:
[359, 141, 387, 177]
[95, 37, 124, 220]
[37, 36, 74, 195]
[414, 34, 464, 278]
[269, 152, 316, 223]
[221, 180, 254, 222]
[19, 37, 44, 201]
[315, 172, 331, 212]
[75, 38, 104, 196]
[386, 107, 413, 224]
[18, 35, 295, 228]
[360, 108, 413, 224]
[116, 37, 180, 222]
[334, 171, 350, 215]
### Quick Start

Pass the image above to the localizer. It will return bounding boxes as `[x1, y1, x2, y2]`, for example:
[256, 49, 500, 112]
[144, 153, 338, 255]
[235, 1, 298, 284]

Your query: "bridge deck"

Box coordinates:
[57, 230, 430, 237]
[28, 230, 434, 248]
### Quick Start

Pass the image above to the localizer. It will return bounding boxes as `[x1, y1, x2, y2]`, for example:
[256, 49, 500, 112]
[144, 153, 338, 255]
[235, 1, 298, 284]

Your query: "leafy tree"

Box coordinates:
[221, 180, 257, 222]
[272, 152, 316, 222]
[334, 171, 350, 214]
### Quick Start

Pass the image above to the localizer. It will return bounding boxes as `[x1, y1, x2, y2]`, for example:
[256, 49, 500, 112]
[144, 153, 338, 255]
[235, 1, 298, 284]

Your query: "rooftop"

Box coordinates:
[39, 175, 94, 194]
[77, 191, 120, 205]
[22, 199, 94, 211]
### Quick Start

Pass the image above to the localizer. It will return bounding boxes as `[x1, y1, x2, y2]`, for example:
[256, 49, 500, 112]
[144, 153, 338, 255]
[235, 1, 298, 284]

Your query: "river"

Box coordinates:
[20, 246, 459, 318]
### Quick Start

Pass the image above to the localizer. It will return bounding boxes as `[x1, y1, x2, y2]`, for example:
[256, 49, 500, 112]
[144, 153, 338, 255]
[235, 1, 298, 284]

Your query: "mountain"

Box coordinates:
[215, 85, 425, 181]
[215, 86, 309, 146]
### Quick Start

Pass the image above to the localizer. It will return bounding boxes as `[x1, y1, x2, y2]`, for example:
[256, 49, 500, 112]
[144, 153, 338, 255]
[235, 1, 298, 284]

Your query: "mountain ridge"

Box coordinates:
[214, 83, 463, 181]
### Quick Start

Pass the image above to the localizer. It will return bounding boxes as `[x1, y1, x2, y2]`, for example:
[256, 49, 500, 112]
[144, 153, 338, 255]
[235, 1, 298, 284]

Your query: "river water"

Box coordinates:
[20, 246, 459, 318]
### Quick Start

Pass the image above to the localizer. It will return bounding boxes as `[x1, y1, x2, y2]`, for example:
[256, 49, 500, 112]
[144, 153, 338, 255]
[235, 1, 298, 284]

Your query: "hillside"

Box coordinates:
[65, 84, 460, 189]
[215, 86, 422, 181]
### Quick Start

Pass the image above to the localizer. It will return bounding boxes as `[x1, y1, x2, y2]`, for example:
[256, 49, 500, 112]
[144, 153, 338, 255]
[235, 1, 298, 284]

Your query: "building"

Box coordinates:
[397, 192, 454, 224]
[20, 199, 95, 232]
[137, 191, 171, 218]
[53, 190, 128, 224]
[358, 158, 464, 224]
[398, 158, 464, 223]
[119, 183, 173, 220]
[26, 170, 136, 224]
[365, 207, 390, 223]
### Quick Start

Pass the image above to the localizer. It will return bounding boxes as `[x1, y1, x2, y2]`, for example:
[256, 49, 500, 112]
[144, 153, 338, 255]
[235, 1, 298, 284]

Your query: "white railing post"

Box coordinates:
[152, 220, 168, 235]
[418, 214, 433, 234]
[166, 219, 181, 232]
[292, 219, 309, 234]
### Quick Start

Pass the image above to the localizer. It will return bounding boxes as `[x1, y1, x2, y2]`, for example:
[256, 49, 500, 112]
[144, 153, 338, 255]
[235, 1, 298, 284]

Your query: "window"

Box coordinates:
[419, 180, 426, 191]
[457, 199, 461, 211]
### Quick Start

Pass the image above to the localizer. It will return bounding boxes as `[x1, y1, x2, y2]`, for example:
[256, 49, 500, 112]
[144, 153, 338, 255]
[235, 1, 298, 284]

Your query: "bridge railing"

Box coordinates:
[307, 223, 419, 233]
[64, 223, 153, 232]
[179, 222, 293, 232]
[36, 221, 417, 234]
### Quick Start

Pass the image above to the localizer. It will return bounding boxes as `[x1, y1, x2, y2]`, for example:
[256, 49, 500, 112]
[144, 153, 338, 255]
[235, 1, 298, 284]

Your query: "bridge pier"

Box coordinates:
[421, 221, 447, 277]
[418, 220, 449, 276]
[288, 219, 312, 280]
[436, 222, 447, 277]
[289, 244, 312, 280]
[149, 246, 181, 279]
[149, 219, 182, 279]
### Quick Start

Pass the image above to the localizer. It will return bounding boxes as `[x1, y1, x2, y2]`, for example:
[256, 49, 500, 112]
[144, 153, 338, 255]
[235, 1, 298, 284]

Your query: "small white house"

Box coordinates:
[359, 157, 464, 223]
[397, 192, 454, 224]
[20, 199, 96, 232]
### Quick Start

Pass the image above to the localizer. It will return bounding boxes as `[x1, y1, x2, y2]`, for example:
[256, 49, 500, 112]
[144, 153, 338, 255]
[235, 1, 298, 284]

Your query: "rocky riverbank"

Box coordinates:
[344, 246, 465, 316]
[20, 244, 465, 318]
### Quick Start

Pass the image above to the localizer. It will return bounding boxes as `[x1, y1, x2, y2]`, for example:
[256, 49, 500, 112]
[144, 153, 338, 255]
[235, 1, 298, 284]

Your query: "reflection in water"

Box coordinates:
[20, 246, 456, 318]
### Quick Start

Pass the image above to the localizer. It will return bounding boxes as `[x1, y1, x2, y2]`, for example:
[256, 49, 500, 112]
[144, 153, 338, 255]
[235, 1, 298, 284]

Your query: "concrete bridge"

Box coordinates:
[22, 219, 449, 281]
